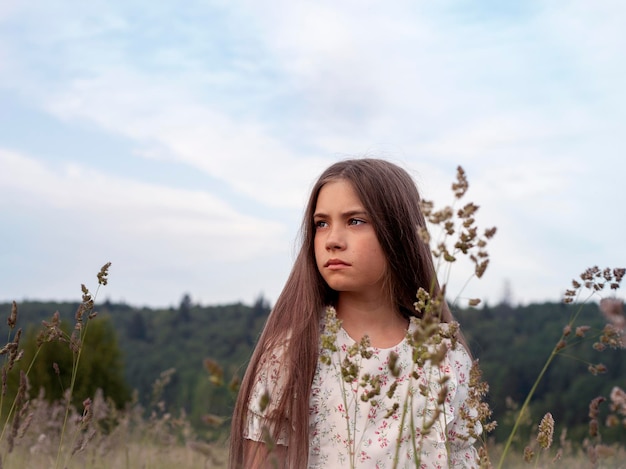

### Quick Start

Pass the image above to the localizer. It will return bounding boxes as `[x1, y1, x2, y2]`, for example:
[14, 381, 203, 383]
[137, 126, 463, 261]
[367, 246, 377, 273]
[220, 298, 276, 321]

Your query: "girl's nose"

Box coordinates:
[325, 226, 346, 251]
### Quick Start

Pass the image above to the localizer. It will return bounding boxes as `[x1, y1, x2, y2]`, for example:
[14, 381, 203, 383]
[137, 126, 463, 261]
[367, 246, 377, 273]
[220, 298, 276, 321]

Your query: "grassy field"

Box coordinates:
[1, 377, 623, 468]
[2, 443, 225, 469]
[1, 387, 622, 468]
[3, 440, 626, 469]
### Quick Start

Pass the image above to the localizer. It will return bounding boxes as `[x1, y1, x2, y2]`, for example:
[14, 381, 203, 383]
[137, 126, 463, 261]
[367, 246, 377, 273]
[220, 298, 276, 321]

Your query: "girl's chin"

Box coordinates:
[326, 284, 351, 293]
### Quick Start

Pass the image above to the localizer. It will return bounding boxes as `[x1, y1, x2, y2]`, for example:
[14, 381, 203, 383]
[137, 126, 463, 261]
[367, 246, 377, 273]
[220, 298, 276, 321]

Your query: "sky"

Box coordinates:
[1, 1, 624, 310]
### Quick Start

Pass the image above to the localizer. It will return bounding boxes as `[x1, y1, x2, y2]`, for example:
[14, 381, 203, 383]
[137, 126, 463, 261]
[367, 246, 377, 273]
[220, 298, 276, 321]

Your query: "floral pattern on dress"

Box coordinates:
[245, 307, 481, 468]
[244, 341, 290, 445]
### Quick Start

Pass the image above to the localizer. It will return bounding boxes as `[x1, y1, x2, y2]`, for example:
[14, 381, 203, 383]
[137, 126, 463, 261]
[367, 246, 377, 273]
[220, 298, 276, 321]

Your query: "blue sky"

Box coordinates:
[1, 1, 624, 308]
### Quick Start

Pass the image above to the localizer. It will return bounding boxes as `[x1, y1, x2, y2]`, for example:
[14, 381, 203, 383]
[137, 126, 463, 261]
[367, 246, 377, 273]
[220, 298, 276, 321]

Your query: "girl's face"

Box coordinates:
[313, 179, 388, 299]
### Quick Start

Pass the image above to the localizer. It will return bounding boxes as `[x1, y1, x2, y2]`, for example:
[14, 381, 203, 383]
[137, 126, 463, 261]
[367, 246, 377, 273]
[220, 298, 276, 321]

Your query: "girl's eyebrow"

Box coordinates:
[313, 209, 369, 219]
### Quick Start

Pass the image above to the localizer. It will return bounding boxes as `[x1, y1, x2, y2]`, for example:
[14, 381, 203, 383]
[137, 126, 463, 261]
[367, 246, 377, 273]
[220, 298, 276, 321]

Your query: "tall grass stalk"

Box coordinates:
[0, 340, 45, 444]
[0, 263, 111, 467]
[54, 263, 110, 469]
[497, 269, 625, 467]
[57, 300, 93, 466]
[0, 305, 66, 448]
[495, 299, 585, 468]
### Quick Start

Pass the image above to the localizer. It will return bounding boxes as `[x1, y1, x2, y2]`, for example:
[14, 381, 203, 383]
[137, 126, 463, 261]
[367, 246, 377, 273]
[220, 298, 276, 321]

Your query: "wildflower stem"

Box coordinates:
[61, 319, 92, 466]
[392, 376, 412, 469]
[496, 299, 589, 468]
[497, 350, 554, 469]
[451, 273, 477, 308]
[409, 391, 420, 467]
[55, 282, 102, 469]
[0, 345, 44, 444]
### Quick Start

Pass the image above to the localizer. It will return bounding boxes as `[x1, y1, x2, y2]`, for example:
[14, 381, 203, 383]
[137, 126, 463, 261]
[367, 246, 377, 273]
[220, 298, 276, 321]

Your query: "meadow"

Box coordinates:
[1, 168, 624, 468]
[0, 389, 623, 469]
[0, 386, 624, 469]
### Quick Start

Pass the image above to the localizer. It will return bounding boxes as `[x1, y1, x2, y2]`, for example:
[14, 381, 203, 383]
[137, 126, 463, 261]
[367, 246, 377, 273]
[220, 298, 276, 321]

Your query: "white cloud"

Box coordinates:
[40, 68, 333, 210]
[0, 149, 286, 259]
[1, 0, 625, 306]
[0, 148, 297, 306]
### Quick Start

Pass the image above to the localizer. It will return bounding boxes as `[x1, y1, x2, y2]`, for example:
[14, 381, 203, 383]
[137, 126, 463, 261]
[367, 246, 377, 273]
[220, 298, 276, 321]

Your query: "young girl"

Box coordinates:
[230, 159, 481, 468]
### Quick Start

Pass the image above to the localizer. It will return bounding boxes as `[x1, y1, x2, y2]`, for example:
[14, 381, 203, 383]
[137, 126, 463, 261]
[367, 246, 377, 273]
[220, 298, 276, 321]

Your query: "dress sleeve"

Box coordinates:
[444, 344, 482, 468]
[243, 343, 289, 445]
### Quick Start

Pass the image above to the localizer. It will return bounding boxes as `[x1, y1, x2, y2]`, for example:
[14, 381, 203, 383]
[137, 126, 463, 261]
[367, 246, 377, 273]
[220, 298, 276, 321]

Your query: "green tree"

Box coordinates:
[5, 314, 131, 415]
[127, 311, 148, 341]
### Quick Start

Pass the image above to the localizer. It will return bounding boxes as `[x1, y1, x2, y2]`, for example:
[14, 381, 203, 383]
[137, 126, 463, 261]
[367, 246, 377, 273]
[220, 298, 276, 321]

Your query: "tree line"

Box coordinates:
[1, 296, 623, 444]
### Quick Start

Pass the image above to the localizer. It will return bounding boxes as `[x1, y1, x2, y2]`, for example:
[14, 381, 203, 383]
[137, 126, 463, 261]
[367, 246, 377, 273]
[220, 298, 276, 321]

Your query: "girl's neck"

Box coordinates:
[335, 294, 409, 348]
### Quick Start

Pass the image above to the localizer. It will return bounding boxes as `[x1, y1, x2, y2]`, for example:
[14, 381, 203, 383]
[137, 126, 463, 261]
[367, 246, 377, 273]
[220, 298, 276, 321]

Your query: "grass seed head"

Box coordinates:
[428, 206, 454, 225]
[418, 226, 431, 244]
[81, 397, 93, 427]
[8, 370, 29, 452]
[8, 301, 17, 329]
[537, 412, 555, 449]
[97, 262, 112, 285]
[70, 330, 81, 353]
[575, 325, 590, 338]
[458, 202, 479, 219]
[599, 298, 625, 333]
[386, 381, 399, 399]
[606, 386, 626, 428]
[598, 323, 624, 349]
[523, 445, 534, 462]
[7, 329, 22, 372]
[419, 199, 434, 217]
[609, 386, 626, 414]
[384, 402, 399, 419]
[588, 363, 607, 375]
[204, 358, 224, 386]
[388, 351, 401, 378]
[452, 165, 469, 198]
[229, 374, 241, 394]
[588, 396, 605, 439]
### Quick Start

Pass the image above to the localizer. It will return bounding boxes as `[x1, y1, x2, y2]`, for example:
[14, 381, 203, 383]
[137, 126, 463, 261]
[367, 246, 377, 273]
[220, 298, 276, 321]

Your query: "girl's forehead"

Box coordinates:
[316, 180, 362, 205]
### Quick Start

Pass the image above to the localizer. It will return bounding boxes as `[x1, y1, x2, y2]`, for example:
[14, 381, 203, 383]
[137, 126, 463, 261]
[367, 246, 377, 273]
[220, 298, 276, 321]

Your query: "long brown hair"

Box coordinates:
[229, 158, 456, 468]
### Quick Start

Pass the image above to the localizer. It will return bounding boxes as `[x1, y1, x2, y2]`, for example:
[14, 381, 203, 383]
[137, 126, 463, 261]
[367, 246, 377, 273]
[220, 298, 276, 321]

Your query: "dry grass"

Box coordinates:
[489, 444, 626, 469]
[2, 442, 228, 469]
[0, 387, 229, 468]
[1, 385, 623, 468]
[3, 445, 626, 469]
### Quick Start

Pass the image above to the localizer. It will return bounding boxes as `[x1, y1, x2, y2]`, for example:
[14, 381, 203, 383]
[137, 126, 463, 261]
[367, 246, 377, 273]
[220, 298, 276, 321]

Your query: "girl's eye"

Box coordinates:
[314, 220, 328, 229]
[348, 218, 365, 226]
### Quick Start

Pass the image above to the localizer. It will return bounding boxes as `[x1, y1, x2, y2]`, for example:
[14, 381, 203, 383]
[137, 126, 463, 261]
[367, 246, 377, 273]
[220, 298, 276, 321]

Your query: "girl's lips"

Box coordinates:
[325, 259, 351, 269]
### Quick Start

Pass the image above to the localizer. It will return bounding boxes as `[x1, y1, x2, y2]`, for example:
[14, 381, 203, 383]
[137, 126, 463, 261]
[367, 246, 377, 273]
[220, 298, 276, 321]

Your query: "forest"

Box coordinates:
[1, 295, 624, 447]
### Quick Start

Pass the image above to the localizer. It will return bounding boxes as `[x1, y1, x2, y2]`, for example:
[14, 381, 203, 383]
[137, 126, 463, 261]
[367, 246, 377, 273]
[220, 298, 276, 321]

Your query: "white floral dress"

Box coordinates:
[245, 307, 481, 468]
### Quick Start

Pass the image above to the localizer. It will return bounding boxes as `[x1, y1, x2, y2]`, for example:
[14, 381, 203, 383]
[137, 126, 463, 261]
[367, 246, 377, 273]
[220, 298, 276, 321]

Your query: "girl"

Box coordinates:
[230, 159, 481, 468]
